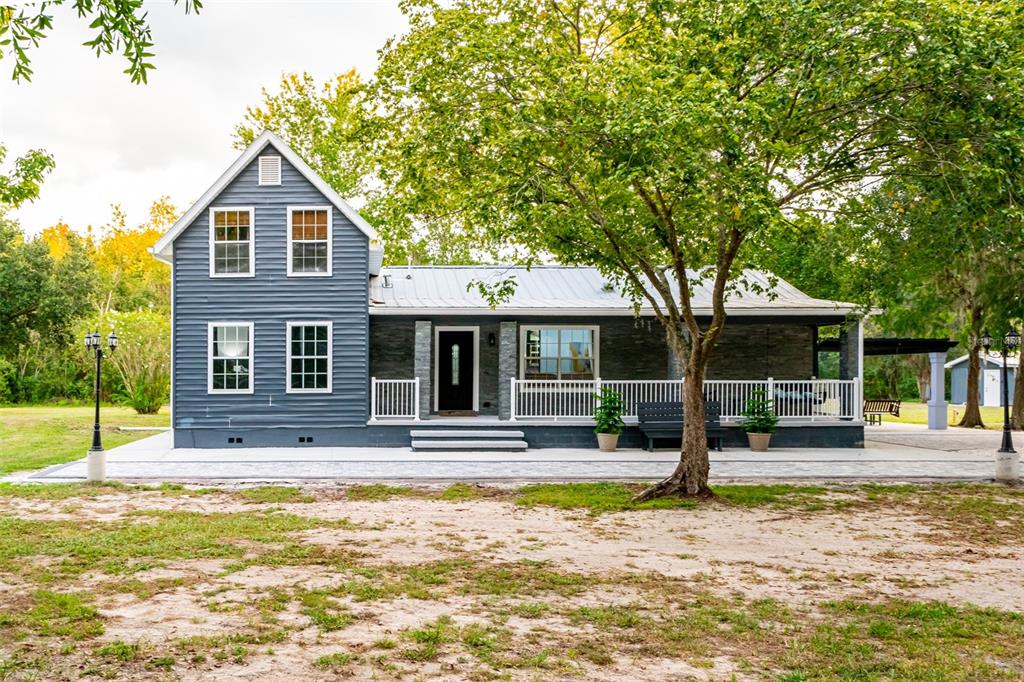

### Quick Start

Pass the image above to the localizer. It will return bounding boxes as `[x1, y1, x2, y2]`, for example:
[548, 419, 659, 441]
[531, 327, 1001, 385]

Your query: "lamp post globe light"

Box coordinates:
[85, 330, 118, 482]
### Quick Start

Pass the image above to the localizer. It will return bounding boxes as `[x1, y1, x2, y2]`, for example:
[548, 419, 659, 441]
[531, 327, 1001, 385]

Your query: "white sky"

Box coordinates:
[1, 0, 406, 235]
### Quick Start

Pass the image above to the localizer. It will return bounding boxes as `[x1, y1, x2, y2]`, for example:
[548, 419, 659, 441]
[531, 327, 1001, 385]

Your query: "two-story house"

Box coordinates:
[153, 131, 871, 450]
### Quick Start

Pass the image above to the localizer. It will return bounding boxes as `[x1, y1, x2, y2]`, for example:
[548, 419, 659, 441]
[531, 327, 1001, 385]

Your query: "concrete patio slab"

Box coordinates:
[8, 428, 1003, 484]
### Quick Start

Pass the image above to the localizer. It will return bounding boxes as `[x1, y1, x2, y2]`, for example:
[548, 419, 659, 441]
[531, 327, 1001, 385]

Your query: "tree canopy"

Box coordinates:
[363, 0, 1017, 496]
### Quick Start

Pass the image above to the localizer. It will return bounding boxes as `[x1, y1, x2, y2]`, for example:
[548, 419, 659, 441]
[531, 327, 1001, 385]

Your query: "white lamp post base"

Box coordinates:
[995, 451, 1019, 483]
[87, 448, 106, 482]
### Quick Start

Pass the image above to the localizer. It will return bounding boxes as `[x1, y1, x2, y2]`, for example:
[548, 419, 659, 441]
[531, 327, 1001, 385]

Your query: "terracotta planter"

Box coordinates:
[747, 432, 772, 452]
[596, 432, 619, 452]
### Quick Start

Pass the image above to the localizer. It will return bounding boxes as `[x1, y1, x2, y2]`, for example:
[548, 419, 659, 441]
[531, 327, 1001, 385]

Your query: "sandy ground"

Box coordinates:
[2, 485, 1023, 680]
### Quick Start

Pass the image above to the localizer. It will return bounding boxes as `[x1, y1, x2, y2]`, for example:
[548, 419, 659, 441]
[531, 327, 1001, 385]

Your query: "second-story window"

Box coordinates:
[209, 207, 255, 277]
[287, 207, 332, 276]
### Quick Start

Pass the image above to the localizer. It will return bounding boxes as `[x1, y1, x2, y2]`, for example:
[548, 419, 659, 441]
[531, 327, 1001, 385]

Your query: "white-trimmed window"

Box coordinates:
[287, 206, 332, 276]
[209, 207, 255, 277]
[258, 155, 281, 186]
[287, 321, 332, 393]
[520, 326, 598, 380]
[208, 322, 254, 394]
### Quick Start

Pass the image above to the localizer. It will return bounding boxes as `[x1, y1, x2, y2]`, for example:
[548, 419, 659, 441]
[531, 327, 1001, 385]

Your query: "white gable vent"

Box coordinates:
[258, 155, 281, 186]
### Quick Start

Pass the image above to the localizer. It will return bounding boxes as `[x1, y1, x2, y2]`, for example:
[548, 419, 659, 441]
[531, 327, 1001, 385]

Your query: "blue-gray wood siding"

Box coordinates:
[950, 361, 1016, 406]
[172, 141, 369, 429]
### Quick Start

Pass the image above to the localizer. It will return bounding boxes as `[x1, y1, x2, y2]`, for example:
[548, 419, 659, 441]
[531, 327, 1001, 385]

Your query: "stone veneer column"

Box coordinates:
[497, 321, 518, 420]
[414, 321, 432, 420]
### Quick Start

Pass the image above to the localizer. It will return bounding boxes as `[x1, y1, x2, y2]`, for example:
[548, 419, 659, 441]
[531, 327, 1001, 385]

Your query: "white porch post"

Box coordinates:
[370, 377, 377, 422]
[927, 351, 948, 430]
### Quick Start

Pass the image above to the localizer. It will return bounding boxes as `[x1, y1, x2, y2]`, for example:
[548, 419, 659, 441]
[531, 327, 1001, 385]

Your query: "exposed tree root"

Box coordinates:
[631, 466, 713, 503]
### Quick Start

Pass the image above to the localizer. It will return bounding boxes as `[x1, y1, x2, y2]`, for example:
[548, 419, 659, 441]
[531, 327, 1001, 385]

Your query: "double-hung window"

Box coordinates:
[287, 207, 331, 276]
[287, 321, 332, 393]
[208, 323, 254, 394]
[209, 207, 255, 277]
[520, 326, 598, 380]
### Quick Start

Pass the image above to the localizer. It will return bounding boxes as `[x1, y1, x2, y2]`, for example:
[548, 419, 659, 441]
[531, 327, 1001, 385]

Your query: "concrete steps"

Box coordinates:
[410, 429, 528, 452]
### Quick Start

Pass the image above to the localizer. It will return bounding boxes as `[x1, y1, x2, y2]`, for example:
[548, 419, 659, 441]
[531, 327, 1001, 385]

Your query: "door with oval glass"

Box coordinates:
[437, 329, 476, 413]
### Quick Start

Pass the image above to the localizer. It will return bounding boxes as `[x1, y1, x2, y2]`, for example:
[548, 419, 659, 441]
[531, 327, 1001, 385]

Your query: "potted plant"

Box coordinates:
[593, 387, 625, 452]
[739, 389, 778, 452]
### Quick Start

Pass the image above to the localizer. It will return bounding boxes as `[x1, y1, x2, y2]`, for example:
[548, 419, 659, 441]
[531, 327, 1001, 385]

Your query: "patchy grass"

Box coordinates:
[714, 484, 834, 508]
[0, 405, 168, 474]
[236, 486, 315, 504]
[515, 482, 842, 513]
[0, 590, 104, 642]
[0, 510, 357, 580]
[314, 652, 352, 669]
[438, 482, 486, 502]
[1, 482, 1024, 680]
[516, 482, 699, 513]
[345, 484, 427, 501]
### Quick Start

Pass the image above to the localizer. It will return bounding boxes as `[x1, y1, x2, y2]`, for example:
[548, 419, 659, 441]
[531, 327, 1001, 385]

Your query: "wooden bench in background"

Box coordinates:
[637, 400, 725, 452]
[863, 398, 901, 425]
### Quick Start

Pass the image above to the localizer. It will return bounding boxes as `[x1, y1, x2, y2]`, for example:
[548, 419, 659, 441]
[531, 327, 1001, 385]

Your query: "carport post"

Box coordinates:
[927, 351, 948, 430]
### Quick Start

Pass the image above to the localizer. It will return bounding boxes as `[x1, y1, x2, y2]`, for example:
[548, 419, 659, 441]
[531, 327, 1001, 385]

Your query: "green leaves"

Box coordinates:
[0, 0, 201, 83]
[0, 145, 55, 208]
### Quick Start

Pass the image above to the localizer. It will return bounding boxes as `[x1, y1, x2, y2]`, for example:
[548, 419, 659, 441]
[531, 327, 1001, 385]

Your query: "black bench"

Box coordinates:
[863, 398, 901, 425]
[637, 400, 725, 452]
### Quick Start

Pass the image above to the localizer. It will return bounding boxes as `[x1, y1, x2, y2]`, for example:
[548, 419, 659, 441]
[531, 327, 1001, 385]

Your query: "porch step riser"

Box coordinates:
[412, 440, 528, 451]
[409, 430, 525, 439]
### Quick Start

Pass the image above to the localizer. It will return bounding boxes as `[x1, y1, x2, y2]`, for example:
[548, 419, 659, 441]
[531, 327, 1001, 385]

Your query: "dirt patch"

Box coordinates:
[1, 484, 1023, 680]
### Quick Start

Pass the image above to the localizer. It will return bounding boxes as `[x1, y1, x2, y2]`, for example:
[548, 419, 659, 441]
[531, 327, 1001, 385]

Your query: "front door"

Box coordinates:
[437, 330, 475, 413]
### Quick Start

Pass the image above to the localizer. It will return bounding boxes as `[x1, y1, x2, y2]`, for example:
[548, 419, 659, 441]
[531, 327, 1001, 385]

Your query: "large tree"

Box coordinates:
[365, 0, 1011, 497]
[235, 71, 482, 265]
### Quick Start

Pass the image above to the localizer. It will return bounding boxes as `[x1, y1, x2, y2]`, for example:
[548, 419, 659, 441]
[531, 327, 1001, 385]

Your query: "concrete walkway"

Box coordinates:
[10, 424, 1007, 484]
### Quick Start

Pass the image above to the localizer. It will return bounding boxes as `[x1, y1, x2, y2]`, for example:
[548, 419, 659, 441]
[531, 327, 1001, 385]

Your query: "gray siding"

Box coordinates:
[172, 142, 369, 437]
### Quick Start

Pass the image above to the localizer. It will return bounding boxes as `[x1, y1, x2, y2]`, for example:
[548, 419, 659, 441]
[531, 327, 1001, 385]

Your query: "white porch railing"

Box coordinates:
[370, 377, 420, 420]
[510, 378, 862, 422]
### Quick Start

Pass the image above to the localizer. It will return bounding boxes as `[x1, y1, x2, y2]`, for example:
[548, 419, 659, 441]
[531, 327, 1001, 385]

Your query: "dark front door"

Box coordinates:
[437, 330, 475, 412]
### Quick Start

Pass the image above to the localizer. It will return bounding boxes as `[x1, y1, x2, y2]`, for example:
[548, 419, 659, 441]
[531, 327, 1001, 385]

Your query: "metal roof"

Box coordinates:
[370, 266, 860, 317]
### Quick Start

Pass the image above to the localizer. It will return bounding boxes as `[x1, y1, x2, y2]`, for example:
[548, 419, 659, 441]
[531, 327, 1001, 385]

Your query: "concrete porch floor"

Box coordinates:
[10, 423, 1007, 484]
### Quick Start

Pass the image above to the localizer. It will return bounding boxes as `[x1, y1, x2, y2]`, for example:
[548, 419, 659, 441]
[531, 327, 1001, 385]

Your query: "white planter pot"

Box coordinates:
[86, 448, 106, 482]
[746, 432, 771, 452]
[596, 433, 619, 452]
[995, 451, 1019, 483]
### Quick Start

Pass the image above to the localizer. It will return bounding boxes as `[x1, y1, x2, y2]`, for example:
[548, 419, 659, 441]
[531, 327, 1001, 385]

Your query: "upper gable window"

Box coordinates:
[209, 208, 255, 278]
[287, 207, 332, 276]
[258, 155, 281, 186]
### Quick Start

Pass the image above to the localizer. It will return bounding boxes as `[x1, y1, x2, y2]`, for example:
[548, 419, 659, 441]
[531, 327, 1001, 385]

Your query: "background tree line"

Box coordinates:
[0, 200, 174, 412]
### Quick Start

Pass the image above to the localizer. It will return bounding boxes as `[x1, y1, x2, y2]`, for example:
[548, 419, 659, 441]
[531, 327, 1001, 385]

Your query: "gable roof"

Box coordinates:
[945, 352, 1019, 369]
[370, 266, 860, 317]
[151, 130, 377, 263]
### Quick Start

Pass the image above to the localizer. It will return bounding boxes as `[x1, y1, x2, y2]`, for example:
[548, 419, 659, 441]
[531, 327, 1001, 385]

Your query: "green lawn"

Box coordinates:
[0, 405, 169, 475]
[880, 401, 1006, 429]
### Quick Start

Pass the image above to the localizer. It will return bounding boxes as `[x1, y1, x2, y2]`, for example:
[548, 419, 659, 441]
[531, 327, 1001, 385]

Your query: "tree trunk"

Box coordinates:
[958, 342, 985, 428]
[908, 354, 931, 403]
[633, 345, 711, 502]
[1012, 364, 1023, 430]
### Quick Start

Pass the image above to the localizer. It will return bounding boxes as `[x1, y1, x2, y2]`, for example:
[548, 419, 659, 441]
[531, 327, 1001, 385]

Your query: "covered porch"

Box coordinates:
[369, 376, 863, 424]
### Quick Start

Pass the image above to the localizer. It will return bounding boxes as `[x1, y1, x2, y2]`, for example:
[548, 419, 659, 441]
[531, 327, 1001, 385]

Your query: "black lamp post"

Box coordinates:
[85, 330, 118, 481]
[981, 329, 1019, 455]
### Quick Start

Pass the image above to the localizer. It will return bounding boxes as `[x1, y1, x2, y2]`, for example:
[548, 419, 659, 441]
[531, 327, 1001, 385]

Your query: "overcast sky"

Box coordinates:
[0, 0, 406, 235]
